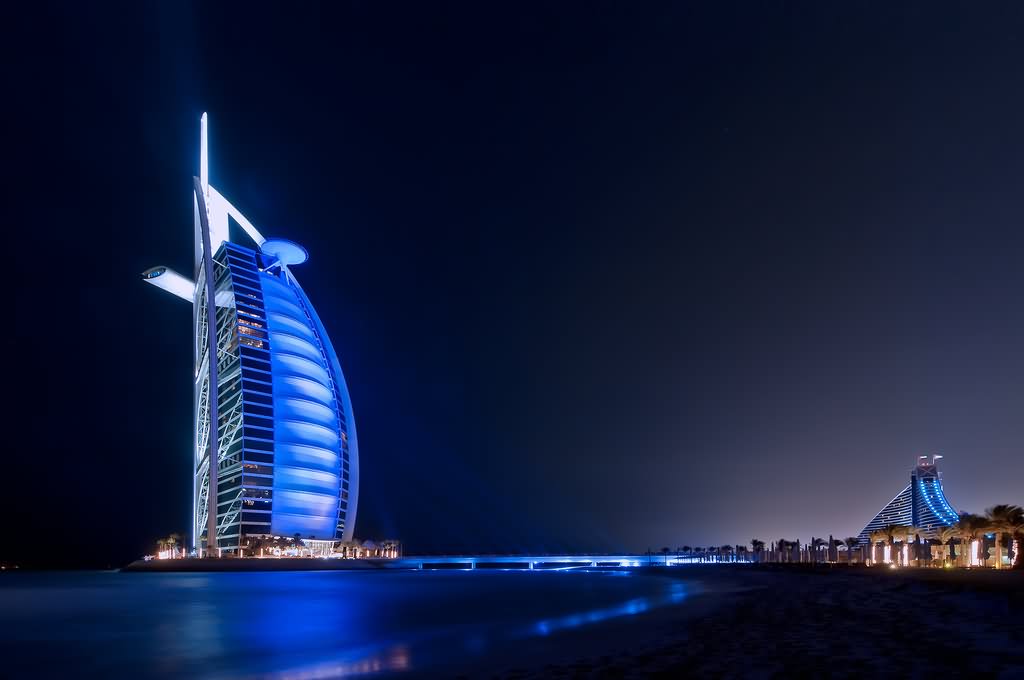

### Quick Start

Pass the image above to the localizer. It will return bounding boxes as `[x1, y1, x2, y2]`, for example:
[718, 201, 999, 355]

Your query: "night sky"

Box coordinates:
[8, 3, 1024, 567]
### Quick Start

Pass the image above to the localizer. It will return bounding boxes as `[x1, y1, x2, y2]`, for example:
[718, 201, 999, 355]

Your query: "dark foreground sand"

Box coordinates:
[472, 566, 1024, 679]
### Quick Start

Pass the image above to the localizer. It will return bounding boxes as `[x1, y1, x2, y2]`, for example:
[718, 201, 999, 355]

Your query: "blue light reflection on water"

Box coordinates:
[0, 569, 693, 679]
[530, 577, 686, 637]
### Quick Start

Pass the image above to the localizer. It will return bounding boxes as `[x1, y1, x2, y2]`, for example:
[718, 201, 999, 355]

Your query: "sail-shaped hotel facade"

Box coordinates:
[143, 114, 358, 556]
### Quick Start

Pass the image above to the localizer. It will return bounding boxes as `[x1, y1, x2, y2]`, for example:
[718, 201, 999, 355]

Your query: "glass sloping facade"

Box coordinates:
[198, 242, 356, 552]
[856, 457, 958, 544]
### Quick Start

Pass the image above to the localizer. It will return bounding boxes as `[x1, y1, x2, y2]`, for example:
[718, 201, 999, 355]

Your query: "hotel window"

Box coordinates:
[219, 476, 241, 491]
[242, 359, 272, 375]
[244, 437, 274, 451]
[237, 308, 263, 321]
[245, 403, 273, 418]
[243, 427, 273, 443]
[245, 415, 274, 430]
[241, 524, 271, 535]
[243, 392, 273, 407]
[238, 316, 265, 329]
[238, 325, 268, 339]
[242, 380, 272, 396]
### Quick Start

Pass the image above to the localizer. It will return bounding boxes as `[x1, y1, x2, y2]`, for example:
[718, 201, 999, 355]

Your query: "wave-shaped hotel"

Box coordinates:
[856, 455, 958, 544]
[143, 114, 358, 556]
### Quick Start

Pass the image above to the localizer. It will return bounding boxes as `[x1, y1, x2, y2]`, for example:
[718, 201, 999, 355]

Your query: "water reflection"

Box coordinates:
[530, 579, 686, 637]
[262, 645, 410, 680]
[0, 569, 693, 679]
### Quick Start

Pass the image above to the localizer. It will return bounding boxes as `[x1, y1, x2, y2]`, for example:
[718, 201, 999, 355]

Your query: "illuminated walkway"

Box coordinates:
[124, 554, 749, 572]
[396, 555, 741, 570]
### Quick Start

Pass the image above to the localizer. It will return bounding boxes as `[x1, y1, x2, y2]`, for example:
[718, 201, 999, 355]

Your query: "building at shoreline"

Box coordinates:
[856, 455, 958, 544]
[143, 114, 359, 556]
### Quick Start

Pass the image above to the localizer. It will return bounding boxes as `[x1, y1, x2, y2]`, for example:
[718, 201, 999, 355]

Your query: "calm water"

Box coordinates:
[0, 569, 692, 678]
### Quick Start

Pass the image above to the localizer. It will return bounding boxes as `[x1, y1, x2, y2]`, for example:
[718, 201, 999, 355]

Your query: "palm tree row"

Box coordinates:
[864, 505, 1023, 569]
[660, 545, 753, 563]
[155, 533, 183, 558]
[672, 504, 1023, 569]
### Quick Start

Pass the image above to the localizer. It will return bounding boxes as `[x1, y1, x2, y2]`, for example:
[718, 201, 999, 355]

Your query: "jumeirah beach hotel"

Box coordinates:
[143, 114, 358, 556]
[856, 455, 959, 545]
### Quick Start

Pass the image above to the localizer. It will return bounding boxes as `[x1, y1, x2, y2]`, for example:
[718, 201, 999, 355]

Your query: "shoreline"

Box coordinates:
[121, 557, 403, 572]
[121, 556, 1024, 577]
[481, 565, 1024, 678]
[4, 564, 1021, 677]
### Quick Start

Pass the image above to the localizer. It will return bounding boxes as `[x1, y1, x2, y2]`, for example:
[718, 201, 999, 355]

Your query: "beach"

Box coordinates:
[1, 565, 1020, 678]
[482, 565, 1024, 678]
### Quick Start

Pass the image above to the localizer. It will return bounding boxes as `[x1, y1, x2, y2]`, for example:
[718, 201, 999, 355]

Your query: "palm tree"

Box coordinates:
[893, 526, 920, 566]
[168, 533, 182, 558]
[681, 545, 692, 562]
[843, 537, 860, 565]
[954, 513, 987, 567]
[334, 540, 357, 558]
[750, 539, 765, 563]
[885, 524, 913, 544]
[872, 524, 914, 564]
[932, 526, 958, 567]
[984, 505, 1024, 570]
[869, 529, 889, 564]
[1007, 506, 1024, 570]
[776, 539, 793, 563]
[660, 547, 671, 566]
[811, 537, 827, 563]
[782, 539, 792, 562]
[827, 536, 840, 563]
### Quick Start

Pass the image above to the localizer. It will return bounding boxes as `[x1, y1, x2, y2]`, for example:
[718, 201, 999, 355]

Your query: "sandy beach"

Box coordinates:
[475, 565, 1024, 678]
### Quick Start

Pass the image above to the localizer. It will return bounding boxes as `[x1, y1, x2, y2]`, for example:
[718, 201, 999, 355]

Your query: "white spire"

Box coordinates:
[200, 112, 209, 193]
[198, 113, 264, 250]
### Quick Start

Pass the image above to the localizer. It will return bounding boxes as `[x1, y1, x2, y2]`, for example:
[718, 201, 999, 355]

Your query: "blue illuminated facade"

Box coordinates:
[143, 114, 359, 555]
[856, 456, 958, 544]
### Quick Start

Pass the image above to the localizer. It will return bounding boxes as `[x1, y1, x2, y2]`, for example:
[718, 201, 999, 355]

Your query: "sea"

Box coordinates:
[0, 568, 693, 678]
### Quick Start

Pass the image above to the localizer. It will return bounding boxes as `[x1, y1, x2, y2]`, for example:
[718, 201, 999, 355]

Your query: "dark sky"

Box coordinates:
[8, 3, 1024, 567]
